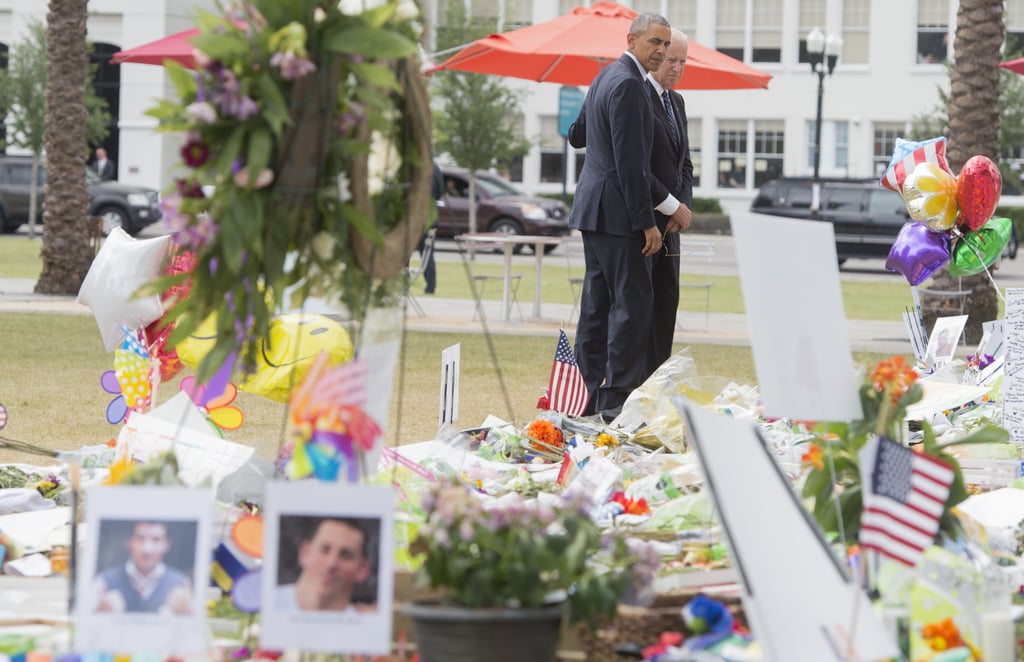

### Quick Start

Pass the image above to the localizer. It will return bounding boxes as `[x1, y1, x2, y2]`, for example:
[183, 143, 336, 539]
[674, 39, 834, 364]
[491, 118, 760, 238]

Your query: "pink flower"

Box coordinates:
[233, 167, 275, 189]
[270, 51, 317, 80]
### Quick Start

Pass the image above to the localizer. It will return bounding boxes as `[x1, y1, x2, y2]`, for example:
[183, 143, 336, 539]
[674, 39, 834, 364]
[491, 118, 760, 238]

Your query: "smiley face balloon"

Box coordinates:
[902, 161, 959, 233]
[238, 313, 354, 402]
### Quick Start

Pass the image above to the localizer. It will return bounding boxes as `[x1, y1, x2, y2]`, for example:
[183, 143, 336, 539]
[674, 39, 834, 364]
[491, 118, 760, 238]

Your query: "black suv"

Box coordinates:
[433, 166, 570, 254]
[750, 177, 1018, 263]
[750, 178, 911, 263]
[0, 154, 162, 236]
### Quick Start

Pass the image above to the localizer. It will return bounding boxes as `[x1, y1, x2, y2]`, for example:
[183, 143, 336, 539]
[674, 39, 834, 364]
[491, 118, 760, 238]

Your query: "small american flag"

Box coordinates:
[858, 436, 954, 567]
[546, 330, 589, 417]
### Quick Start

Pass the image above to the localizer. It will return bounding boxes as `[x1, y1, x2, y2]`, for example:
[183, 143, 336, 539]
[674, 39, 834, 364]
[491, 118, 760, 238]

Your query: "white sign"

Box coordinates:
[731, 214, 862, 421]
[1002, 288, 1024, 445]
[439, 343, 460, 427]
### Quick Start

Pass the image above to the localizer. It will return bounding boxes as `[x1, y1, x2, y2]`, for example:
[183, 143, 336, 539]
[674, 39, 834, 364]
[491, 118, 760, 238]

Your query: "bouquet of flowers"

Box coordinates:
[146, 0, 433, 381]
[409, 481, 661, 629]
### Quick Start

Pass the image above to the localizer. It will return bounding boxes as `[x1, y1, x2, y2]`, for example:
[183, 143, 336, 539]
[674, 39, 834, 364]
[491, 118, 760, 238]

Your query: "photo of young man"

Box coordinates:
[274, 516, 379, 613]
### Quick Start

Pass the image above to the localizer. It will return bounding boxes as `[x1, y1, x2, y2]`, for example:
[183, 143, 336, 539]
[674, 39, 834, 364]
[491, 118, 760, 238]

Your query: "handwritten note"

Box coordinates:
[1002, 289, 1024, 445]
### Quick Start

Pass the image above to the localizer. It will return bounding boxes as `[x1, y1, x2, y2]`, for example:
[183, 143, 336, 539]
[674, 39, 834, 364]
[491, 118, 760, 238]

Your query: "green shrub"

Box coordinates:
[692, 197, 724, 214]
[995, 205, 1024, 231]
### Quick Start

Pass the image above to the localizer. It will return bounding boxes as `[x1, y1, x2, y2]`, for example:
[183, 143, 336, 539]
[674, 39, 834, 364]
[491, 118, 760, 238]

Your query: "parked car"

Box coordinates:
[433, 165, 570, 253]
[750, 176, 1019, 263]
[0, 154, 162, 236]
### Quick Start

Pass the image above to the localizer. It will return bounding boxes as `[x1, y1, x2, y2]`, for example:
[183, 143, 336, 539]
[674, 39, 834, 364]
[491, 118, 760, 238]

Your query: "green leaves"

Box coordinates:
[324, 26, 416, 58]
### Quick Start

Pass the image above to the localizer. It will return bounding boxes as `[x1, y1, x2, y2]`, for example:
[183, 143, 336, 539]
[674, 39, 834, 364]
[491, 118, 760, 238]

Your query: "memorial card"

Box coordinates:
[260, 481, 394, 654]
[75, 486, 211, 654]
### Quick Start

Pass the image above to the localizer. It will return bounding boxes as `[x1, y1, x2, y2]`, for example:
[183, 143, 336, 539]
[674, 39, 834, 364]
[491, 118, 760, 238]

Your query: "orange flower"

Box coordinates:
[801, 443, 824, 471]
[871, 355, 918, 405]
[526, 419, 565, 450]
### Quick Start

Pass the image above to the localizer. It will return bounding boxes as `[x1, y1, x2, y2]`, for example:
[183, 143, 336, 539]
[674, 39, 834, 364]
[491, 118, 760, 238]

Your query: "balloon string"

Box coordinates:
[951, 226, 1006, 304]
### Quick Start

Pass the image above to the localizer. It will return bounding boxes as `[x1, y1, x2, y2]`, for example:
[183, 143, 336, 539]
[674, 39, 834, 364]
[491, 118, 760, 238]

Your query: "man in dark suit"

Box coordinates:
[645, 29, 694, 373]
[93, 147, 115, 181]
[566, 13, 670, 419]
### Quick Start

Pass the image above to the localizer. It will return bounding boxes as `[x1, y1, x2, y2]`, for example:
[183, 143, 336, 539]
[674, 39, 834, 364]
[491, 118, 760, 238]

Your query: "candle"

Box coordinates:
[980, 609, 1015, 662]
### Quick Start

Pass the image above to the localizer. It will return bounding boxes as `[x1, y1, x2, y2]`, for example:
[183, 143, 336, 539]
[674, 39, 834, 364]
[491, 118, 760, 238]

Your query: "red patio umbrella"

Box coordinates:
[429, 1, 771, 90]
[111, 27, 200, 68]
[1000, 56, 1024, 75]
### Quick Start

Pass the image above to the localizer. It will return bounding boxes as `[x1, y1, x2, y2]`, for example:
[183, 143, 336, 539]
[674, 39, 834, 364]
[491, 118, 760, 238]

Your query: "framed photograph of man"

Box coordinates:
[75, 486, 212, 654]
[260, 481, 394, 654]
[926, 314, 968, 368]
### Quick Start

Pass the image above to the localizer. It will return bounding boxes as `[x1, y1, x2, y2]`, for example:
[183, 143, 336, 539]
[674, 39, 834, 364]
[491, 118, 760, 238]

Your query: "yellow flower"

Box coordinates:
[104, 456, 135, 485]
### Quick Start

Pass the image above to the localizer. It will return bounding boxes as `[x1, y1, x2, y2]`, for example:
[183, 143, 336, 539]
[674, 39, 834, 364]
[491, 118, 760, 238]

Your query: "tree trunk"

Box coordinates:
[938, 0, 1004, 343]
[35, 0, 93, 295]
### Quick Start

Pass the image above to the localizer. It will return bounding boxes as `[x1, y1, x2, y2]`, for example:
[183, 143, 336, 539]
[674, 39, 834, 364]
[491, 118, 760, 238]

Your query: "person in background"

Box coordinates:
[418, 161, 443, 295]
[645, 28, 694, 374]
[93, 147, 115, 181]
[94, 521, 193, 614]
[273, 517, 376, 613]
[566, 13, 669, 421]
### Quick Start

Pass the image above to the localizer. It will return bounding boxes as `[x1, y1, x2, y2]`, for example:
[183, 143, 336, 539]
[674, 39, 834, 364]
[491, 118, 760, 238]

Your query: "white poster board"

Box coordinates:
[730, 215, 862, 422]
[678, 399, 898, 662]
[75, 487, 212, 654]
[260, 481, 394, 654]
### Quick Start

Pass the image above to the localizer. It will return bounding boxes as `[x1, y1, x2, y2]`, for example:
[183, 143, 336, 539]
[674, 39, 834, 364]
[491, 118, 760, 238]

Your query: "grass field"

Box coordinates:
[0, 235, 898, 465]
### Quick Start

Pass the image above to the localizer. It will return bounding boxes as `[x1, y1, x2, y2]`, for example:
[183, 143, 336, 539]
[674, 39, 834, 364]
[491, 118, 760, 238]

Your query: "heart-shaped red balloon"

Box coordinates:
[956, 155, 1002, 231]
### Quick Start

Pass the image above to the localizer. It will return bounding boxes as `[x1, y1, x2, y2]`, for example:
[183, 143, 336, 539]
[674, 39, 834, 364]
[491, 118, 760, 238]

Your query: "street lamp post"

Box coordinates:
[807, 27, 841, 212]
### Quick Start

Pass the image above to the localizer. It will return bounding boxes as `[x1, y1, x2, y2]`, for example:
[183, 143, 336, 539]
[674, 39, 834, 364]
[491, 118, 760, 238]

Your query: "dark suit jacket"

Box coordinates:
[647, 85, 693, 228]
[567, 54, 655, 238]
[95, 159, 115, 181]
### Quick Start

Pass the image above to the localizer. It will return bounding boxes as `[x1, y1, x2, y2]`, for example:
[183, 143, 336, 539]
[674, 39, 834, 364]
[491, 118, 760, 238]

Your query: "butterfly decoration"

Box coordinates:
[101, 370, 129, 425]
[179, 375, 244, 433]
[101, 327, 156, 425]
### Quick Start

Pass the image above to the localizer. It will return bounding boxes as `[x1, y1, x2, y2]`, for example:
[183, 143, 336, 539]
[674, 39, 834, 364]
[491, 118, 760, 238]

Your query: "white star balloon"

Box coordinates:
[77, 227, 171, 351]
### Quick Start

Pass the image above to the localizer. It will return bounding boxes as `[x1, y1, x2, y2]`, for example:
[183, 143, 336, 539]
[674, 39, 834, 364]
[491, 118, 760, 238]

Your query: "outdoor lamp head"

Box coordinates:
[806, 27, 824, 73]
[825, 33, 842, 75]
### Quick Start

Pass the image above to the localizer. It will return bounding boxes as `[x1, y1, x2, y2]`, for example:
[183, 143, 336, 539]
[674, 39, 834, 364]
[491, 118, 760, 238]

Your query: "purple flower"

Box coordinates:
[270, 51, 317, 80]
[185, 101, 218, 124]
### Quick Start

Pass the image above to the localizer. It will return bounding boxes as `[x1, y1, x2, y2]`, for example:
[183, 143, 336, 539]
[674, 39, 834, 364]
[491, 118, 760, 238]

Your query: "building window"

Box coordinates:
[797, 0, 825, 65]
[665, 0, 697, 35]
[689, 118, 702, 188]
[504, 0, 531, 30]
[917, 0, 948, 64]
[632, 0, 696, 34]
[834, 121, 848, 170]
[751, 0, 782, 63]
[717, 119, 748, 188]
[753, 120, 784, 188]
[805, 120, 848, 174]
[873, 122, 905, 178]
[540, 115, 564, 184]
[715, 0, 746, 61]
[1008, 0, 1024, 56]
[842, 0, 869, 64]
[497, 112, 525, 182]
[716, 0, 781, 63]
[559, 0, 584, 15]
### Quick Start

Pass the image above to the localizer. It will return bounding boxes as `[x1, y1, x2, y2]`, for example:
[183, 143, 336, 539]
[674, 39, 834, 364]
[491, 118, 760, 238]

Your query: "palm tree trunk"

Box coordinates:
[35, 0, 93, 295]
[931, 0, 1004, 344]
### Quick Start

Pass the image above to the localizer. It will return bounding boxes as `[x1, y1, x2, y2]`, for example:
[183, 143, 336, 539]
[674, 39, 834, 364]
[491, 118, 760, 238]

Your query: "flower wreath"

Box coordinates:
[147, 0, 433, 381]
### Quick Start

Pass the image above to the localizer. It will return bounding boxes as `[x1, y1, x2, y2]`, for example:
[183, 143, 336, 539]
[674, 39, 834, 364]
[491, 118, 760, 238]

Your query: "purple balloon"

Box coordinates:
[885, 223, 951, 286]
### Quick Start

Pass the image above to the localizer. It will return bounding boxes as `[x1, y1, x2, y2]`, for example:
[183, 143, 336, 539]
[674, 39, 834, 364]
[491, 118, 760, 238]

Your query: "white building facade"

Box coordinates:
[0, 0, 1019, 203]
